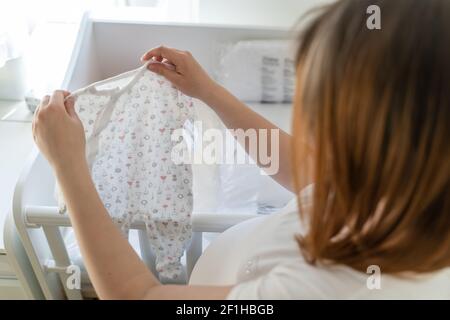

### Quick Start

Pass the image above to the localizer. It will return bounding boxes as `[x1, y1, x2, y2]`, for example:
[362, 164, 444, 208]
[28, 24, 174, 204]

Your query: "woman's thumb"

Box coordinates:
[148, 63, 181, 85]
[65, 96, 78, 118]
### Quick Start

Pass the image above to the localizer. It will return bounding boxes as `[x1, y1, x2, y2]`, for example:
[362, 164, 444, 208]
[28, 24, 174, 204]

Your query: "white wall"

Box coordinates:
[198, 0, 334, 28]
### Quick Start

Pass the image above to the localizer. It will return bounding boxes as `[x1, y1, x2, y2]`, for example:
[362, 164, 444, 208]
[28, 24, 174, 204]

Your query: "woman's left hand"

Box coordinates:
[32, 90, 86, 173]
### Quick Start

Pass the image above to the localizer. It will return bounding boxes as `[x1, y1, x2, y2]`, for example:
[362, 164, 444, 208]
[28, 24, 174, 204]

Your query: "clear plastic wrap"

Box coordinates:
[216, 40, 296, 103]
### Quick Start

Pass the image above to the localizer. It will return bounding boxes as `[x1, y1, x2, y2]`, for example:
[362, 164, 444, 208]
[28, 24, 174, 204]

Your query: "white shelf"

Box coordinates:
[0, 100, 33, 122]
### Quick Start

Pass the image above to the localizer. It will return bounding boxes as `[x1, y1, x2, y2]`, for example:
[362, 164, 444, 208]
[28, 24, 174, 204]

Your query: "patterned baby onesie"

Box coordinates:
[58, 62, 194, 282]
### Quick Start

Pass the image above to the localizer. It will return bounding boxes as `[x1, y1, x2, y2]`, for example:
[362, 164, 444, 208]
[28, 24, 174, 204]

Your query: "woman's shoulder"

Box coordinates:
[227, 255, 444, 300]
[228, 245, 450, 300]
[226, 256, 361, 299]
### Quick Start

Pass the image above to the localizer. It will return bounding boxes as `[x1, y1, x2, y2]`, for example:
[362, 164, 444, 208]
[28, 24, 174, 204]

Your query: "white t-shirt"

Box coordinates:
[189, 186, 450, 299]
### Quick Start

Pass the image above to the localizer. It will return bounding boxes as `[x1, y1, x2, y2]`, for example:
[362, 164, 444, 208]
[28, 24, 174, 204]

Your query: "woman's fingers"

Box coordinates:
[33, 94, 49, 142]
[40, 95, 50, 108]
[65, 96, 77, 117]
[39, 95, 50, 110]
[148, 60, 176, 71]
[148, 62, 182, 85]
[48, 90, 66, 109]
[35, 95, 49, 118]
[60, 90, 77, 117]
[32, 88, 86, 172]
[141, 46, 182, 65]
[140, 45, 214, 100]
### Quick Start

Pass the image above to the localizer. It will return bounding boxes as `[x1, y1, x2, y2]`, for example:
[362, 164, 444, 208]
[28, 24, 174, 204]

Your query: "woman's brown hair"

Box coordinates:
[292, 0, 450, 273]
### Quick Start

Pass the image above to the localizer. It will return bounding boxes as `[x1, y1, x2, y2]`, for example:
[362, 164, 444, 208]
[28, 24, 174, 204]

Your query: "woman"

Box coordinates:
[32, 0, 450, 299]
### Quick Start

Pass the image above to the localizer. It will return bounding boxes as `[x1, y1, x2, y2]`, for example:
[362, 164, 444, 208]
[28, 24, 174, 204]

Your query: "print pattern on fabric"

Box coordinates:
[60, 65, 194, 281]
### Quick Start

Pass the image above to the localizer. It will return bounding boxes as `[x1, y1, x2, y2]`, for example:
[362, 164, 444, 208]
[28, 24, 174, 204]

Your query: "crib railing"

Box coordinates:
[9, 150, 262, 299]
[21, 205, 258, 299]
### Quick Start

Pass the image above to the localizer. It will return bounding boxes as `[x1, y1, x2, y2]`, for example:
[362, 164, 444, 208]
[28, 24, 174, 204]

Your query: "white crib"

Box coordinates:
[8, 147, 260, 299]
[5, 11, 294, 299]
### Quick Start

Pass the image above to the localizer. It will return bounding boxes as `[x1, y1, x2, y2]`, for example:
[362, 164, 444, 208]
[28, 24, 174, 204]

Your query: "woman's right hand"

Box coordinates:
[141, 46, 219, 102]
[142, 46, 294, 192]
